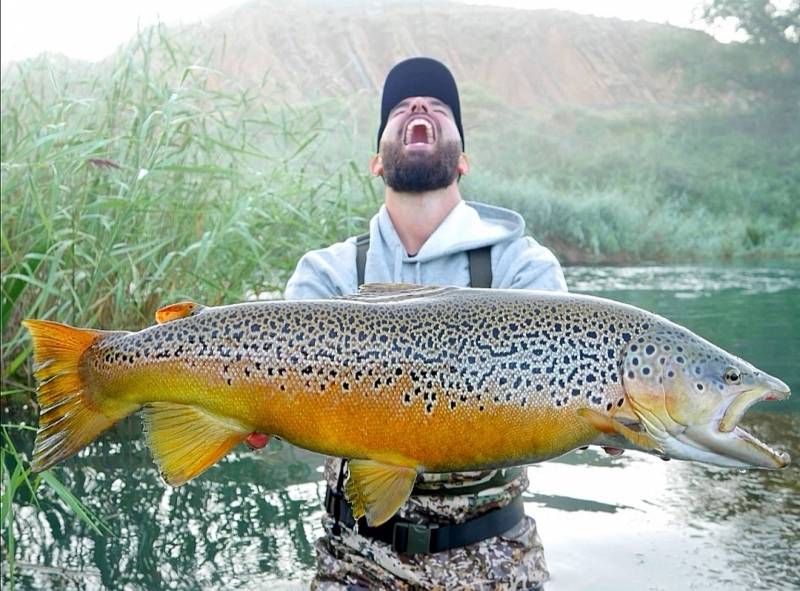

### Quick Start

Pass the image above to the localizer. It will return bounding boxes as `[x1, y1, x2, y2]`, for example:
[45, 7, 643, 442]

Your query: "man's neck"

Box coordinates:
[384, 184, 462, 256]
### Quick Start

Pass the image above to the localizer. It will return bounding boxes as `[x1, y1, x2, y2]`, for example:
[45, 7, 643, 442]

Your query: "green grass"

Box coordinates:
[461, 98, 800, 262]
[1, 421, 112, 589]
[1, 25, 380, 338]
[0, 25, 380, 584]
[1, 23, 799, 583]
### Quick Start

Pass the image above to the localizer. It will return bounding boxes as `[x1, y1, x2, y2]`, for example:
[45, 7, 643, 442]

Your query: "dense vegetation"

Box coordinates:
[466, 103, 798, 262]
[2, 26, 797, 336]
[1, 4, 798, 583]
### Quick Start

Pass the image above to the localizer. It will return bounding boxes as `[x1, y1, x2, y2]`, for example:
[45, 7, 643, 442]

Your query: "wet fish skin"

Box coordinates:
[23, 284, 791, 526]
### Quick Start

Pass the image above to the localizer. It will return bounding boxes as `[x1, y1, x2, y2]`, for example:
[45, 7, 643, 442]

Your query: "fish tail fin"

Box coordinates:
[22, 319, 136, 472]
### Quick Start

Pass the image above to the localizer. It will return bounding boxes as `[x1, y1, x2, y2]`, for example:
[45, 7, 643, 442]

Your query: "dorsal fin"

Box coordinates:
[155, 301, 206, 324]
[359, 282, 430, 294]
[337, 283, 458, 303]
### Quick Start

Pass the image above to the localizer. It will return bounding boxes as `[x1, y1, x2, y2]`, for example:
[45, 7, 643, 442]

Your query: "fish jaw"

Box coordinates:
[671, 424, 791, 469]
[674, 377, 792, 469]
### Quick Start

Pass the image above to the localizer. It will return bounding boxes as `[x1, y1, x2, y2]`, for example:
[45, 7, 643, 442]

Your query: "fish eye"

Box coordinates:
[724, 368, 741, 384]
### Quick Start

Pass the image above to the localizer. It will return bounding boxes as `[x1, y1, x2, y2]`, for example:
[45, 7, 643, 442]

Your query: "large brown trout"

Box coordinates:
[24, 284, 791, 526]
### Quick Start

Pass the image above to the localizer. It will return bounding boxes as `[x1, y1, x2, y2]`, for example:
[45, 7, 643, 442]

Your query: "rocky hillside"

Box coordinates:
[168, 0, 714, 110]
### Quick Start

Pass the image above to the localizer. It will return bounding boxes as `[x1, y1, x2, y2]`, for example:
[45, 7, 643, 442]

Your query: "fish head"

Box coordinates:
[621, 327, 791, 469]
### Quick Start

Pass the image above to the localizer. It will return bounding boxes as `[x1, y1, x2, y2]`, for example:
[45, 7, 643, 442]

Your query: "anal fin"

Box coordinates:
[344, 459, 418, 526]
[142, 402, 249, 486]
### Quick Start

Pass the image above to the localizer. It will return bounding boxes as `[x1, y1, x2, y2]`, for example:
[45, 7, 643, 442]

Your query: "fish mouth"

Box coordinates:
[718, 381, 790, 433]
[685, 378, 791, 469]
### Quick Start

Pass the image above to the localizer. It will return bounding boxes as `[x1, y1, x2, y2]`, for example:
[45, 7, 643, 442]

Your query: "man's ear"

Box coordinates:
[370, 153, 384, 177]
[457, 153, 470, 176]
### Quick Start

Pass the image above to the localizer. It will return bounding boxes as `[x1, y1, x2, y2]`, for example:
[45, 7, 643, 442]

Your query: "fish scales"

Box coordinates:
[23, 284, 791, 526]
[87, 288, 652, 470]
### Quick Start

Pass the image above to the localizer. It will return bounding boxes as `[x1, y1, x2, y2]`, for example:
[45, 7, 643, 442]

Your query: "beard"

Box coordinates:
[380, 139, 461, 193]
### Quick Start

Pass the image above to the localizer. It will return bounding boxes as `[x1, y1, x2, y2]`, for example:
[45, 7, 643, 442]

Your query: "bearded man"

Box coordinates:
[285, 57, 565, 590]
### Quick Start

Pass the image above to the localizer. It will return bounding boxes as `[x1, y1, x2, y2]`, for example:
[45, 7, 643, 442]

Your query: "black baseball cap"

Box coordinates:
[377, 57, 464, 151]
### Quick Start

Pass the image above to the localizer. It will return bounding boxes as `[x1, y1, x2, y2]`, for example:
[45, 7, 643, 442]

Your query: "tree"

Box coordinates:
[703, 0, 799, 108]
[702, 0, 799, 46]
[655, 0, 799, 115]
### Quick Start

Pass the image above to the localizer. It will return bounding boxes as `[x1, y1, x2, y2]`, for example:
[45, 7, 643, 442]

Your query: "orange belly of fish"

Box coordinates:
[254, 375, 596, 471]
[113, 363, 596, 472]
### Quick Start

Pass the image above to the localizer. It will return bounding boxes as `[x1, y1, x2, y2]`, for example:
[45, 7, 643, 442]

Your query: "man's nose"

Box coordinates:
[409, 98, 430, 113]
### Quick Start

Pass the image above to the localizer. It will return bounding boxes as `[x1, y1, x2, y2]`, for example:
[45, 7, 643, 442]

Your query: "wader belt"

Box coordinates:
[355, 232, 493, 289]
[324, 477, 526, 554]
[332, 231, 503, 553]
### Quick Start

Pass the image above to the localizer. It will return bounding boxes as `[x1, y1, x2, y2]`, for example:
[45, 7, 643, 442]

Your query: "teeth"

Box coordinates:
[404, 118, 434, 145]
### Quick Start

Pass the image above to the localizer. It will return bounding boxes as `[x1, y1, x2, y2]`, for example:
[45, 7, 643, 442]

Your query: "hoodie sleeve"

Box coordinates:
[493, 236, 568, 292]
[284, 239, 358, 301]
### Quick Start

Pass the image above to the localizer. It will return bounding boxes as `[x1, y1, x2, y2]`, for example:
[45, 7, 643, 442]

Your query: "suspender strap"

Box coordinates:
[355, 232, 493, 289]
[324, 488, 525, 555]
[355, 233, 370, 287]
[330, 459, 349, 535]
[468, 245, 492, 288]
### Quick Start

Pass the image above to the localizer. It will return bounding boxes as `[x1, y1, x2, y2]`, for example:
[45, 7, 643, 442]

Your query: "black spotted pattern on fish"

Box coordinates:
[86, 289, 688, 416]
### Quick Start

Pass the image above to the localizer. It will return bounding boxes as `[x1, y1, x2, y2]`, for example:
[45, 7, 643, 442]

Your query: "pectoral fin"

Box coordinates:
[577, 408, 663, 454]
[142, 402, 250, 486]
[344, 460, 418, 526]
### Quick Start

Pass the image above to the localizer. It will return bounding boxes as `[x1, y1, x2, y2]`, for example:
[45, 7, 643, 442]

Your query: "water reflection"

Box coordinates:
[529, 414, 799, 591]
[566, 263, 800, 294]
[8, 423, 324, 589]
[5, 263, 798, 590]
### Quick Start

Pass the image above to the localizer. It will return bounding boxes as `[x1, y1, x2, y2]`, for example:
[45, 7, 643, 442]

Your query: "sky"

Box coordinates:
[0, 0, 737, 67]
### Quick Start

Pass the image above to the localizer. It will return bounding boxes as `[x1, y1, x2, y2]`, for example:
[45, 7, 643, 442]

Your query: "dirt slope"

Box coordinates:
[172, 0, 711, 110]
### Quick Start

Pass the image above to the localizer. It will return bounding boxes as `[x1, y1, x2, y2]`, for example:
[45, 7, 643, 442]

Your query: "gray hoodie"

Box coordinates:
[285, 200, 567, 299]
[284, 200, 563, 576]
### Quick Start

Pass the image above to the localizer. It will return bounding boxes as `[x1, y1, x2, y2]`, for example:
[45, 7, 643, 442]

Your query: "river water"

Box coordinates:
[5, 263, 799, 590]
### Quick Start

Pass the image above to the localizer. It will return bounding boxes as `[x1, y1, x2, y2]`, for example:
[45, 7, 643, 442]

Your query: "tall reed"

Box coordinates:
[0, 24, 378, 585]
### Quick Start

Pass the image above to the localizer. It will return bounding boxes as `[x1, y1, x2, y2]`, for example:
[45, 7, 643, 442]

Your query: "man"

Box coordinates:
[285, 57, 566, 590]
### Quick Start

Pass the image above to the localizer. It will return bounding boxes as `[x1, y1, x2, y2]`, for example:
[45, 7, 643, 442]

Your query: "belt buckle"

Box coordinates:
[393, 522, 438, 554]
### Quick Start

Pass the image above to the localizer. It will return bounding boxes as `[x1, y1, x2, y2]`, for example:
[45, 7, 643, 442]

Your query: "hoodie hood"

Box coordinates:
[365, 200, 531, 285]
[374, 201, 524, 263]
[283, 199, 566, 300]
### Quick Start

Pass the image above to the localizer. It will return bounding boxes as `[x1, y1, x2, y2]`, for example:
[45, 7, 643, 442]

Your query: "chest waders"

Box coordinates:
[323, 232, 526, 554]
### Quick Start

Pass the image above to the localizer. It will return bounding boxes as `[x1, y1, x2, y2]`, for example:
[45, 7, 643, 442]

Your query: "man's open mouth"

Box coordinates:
[403, 117, 435, 145]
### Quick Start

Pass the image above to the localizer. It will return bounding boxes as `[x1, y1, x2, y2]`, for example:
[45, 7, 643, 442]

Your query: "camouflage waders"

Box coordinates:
[312, 458, 549, 590]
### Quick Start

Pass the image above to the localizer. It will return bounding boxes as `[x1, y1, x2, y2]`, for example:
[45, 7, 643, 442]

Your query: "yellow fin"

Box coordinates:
[344, 459, 418, 526]
[576, 408, 663, 453]
[142, 402, 249, 486]
[155, 301, 205, 324]
[22, 319, 137, 472]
